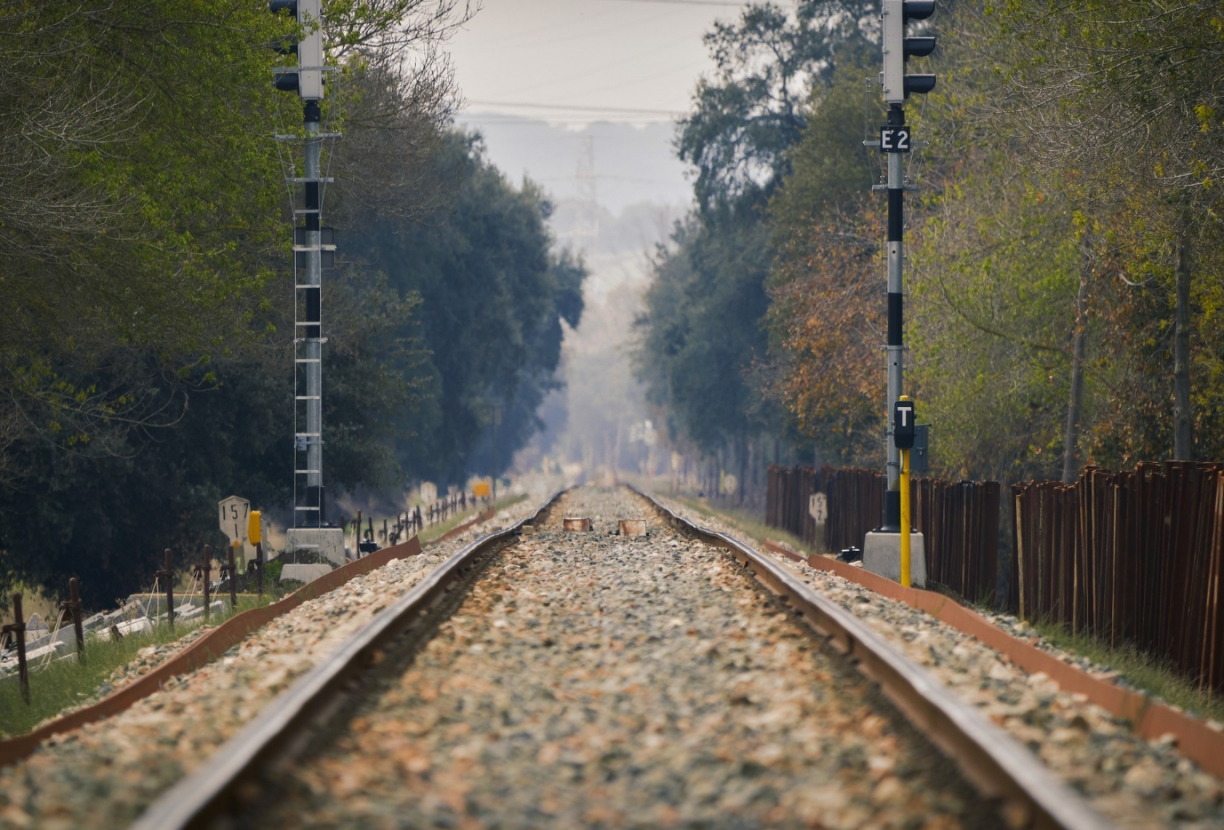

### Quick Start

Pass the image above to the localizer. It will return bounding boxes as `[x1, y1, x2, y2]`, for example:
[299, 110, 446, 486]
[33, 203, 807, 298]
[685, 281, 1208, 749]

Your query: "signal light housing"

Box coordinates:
[882, 0, 937, 106]
[269, 0, 323, 100]
[273, 72, 299, 92]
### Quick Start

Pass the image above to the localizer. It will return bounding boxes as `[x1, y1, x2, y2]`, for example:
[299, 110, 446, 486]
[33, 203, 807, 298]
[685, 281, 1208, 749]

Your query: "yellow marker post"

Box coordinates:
[893, 394, 916, 588]
[248, 510, 264, 598]
[899, 447, 911, 587]
[247, 510, 262, 544]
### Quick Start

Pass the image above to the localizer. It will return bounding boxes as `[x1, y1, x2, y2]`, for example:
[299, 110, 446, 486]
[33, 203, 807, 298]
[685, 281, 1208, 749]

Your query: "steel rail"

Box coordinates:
[629, 484, 1112, 830]
[134, 483, 1110, 830]
[130, 490, 564, 830]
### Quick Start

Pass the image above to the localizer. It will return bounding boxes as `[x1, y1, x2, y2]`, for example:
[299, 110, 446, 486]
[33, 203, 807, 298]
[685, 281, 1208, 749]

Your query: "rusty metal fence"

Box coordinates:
[914, 478, 1000, 603]
[766, 466, 1000, 602]
[1011, 462, 1224, 692]
[823, 467, 884, 554]
[765, 465, 833, 549]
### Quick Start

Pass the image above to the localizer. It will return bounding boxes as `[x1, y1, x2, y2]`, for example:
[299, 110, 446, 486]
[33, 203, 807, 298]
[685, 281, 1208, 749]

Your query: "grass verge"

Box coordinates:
[419, 494, 528, 544]
[1032, 621, 1224, 724]
[631, 481, 815, 557]
[0, 595, 273, 738]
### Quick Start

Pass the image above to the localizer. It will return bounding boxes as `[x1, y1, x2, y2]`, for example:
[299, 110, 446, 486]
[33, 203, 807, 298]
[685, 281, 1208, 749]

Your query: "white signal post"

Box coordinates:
[270, 0, 340, 546]
[270, 0, 345, 566]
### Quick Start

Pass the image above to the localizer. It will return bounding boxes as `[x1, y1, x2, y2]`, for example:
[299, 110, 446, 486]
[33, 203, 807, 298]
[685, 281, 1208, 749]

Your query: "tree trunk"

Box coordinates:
[1061, 258, 1090, 484]
[1173, 225, 1194, 460]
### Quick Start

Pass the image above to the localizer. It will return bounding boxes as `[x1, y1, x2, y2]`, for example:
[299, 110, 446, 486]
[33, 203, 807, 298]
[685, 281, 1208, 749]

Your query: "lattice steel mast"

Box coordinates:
[271, 0, 341, 548]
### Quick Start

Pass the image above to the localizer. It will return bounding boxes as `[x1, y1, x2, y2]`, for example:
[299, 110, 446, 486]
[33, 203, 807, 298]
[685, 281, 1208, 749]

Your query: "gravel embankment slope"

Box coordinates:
[653, 492, 1224, 830]
[0, 498, 542, 830]
[245, 486, 997, 830]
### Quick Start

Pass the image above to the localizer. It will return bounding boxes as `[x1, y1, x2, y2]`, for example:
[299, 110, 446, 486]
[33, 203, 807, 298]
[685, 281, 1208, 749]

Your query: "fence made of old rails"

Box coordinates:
[766, 465, 999, 603]
[765, 465, 833, 548]
[1011, 462, 1224, 693]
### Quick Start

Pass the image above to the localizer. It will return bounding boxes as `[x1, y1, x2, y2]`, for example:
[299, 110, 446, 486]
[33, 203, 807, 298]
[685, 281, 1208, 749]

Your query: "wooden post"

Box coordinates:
[201, 545, 212, 621]
[14, 594, 29, 703]
[256, 541, 264, 598]
[6, 594, 30, 704]
[65, 578, 85, 662]
[162, 549, 175, 629]
[227, 543, 238, 611]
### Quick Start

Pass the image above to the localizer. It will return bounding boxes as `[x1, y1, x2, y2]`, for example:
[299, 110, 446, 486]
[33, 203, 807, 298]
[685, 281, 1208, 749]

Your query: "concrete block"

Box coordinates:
[863, 530, 927, 588]
[280, 563, 333, 584]
[619, 519, 647, 536]
[285, 527, 346, 566]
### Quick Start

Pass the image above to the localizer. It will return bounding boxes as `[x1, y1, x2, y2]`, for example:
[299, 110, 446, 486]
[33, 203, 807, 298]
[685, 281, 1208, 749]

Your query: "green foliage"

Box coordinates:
[0, 265, 431, 606]
[1032, 620, 1224, 724]
[910, 166, 1082, 480]
[342, 132, 587, 484]
[322, 272, 430, 492]
[763, 51, 885, 465]
[638, 2, 876, 472]
[677, 1, 878, 212]
[636, 215, 773, 455]
[763, 0, 1224, 480]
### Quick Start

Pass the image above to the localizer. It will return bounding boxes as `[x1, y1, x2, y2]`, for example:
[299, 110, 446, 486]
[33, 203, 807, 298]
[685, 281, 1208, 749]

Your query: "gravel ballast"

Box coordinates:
[243, 486, 997, 830]
[0, 497, 543, 830]
[652, 491, 1224, 830]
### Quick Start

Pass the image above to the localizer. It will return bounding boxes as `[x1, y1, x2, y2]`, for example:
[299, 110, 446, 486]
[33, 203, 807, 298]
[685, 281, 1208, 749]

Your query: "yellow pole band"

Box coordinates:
[900, 448, 911, 588]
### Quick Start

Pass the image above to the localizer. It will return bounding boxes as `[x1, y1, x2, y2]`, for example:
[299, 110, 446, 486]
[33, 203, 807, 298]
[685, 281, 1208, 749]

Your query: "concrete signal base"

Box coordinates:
[285, 527, 346, 566]
[863, 530, 927, 588]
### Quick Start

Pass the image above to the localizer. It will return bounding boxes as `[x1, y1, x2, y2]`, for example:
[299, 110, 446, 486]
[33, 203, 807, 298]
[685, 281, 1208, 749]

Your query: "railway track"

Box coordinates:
[130, 485, 1108, 830]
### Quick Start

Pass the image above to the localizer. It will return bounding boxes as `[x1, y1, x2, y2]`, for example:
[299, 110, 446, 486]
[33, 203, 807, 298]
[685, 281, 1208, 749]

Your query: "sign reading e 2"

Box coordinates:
[879, 125, 912, 153]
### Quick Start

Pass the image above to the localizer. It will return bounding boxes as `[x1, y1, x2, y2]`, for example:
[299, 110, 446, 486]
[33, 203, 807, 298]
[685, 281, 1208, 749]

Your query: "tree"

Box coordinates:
[342, 131, 586, 485]
[0, 0, 541, 608]
[637, 216, 773, 455]
[0, 1, 294, 486]
[764, 51, 886, 466]
[991, 0, 1224, 461]
[678, 0, 878, 212]
[637, 2, 876, 495]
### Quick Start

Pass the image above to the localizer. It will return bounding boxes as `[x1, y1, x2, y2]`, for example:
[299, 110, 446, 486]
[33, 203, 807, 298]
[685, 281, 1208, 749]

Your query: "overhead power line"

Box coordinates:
[464, 100, 684, 116]
[596, 0, 746, 6]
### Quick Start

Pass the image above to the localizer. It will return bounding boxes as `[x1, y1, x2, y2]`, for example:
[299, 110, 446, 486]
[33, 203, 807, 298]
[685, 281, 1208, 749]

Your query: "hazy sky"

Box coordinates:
[447, 0, 750, 128]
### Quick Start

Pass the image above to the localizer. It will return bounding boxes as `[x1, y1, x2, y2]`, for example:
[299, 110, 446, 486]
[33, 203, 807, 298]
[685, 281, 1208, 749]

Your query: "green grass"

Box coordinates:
[419, 494, 528, 544]
[1032, 621, 1224, 724]
[0, 595, 273, 738]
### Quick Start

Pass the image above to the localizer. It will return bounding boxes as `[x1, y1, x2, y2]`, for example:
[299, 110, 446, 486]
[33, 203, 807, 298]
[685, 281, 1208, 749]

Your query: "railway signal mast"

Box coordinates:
[863, 0, 935, 586]
[272, 0, 344, 564]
